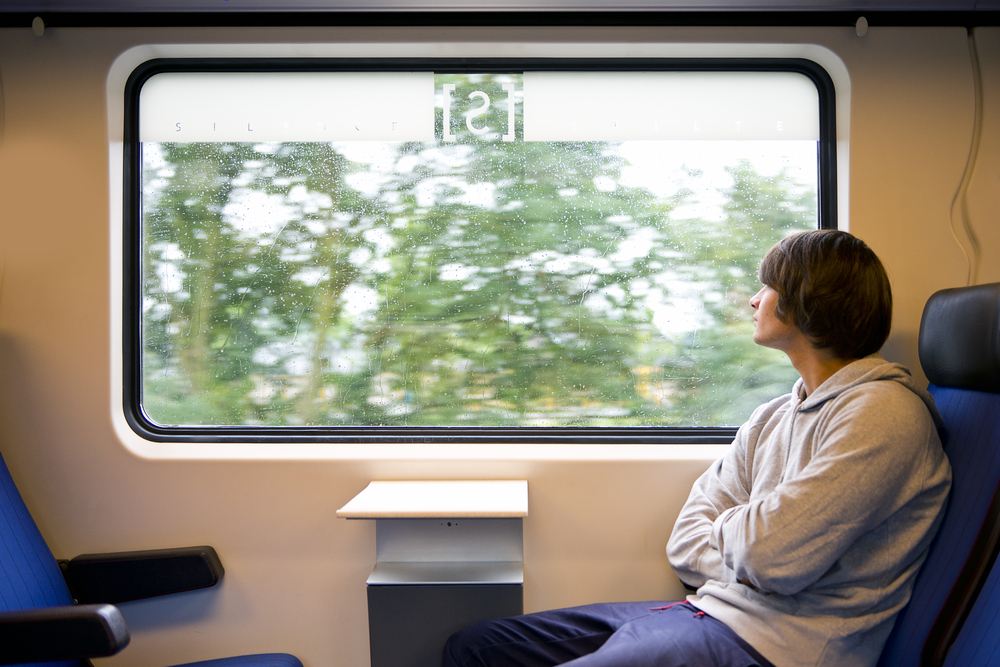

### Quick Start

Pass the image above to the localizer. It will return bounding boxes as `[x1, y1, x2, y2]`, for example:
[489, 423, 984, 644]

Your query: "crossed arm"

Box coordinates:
[666, 389, 943, 596]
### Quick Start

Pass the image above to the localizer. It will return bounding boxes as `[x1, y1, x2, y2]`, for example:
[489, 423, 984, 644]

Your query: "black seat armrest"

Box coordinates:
[0, 603, 130, 665]
[61, 545, 225, 604]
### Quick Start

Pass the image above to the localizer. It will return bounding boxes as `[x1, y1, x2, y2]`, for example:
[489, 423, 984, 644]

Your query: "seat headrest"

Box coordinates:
[918, 282, 1000, 393]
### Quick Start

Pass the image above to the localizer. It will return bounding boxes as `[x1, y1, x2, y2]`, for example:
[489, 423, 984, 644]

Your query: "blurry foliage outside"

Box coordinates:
[140, 73, 817, 430]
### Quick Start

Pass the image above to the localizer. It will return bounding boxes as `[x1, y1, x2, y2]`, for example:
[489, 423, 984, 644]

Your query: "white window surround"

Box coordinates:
[107, 38, 850, 461]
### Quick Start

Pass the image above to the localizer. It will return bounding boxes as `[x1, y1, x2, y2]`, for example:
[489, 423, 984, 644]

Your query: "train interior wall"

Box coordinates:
[0, 22, 998, 666]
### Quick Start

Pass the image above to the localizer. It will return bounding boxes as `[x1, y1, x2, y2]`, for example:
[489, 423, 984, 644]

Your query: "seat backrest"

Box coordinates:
[941, 515, 1000, 666]
[877, 282, 1000, 667]
[0, 449, 78, 667]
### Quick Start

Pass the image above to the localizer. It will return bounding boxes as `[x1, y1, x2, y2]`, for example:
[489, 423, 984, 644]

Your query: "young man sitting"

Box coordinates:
[443, 229, 952, 667]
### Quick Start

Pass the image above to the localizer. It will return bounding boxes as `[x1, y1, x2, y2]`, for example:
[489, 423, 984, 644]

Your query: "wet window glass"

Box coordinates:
[132, 64, 828, 437]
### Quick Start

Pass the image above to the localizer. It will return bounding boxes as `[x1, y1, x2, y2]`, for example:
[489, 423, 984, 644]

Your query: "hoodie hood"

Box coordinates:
[795, 353, 944, 430]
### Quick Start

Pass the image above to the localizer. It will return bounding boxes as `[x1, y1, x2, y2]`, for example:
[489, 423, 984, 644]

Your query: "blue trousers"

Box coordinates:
[442, 601, 775, 667]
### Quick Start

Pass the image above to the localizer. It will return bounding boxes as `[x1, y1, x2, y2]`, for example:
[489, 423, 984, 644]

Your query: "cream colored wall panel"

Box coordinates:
[0, 28, 123, 559]
[967, 27, 1000, 286]
[839, 27, 976, 382]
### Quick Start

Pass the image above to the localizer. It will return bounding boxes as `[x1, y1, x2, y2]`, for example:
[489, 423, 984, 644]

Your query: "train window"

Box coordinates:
[124, 59, 835, 444]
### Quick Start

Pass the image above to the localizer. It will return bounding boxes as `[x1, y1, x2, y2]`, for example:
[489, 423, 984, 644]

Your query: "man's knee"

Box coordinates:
[442, 619, 492, 667]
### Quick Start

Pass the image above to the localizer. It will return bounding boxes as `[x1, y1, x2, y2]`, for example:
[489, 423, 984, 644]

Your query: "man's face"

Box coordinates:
[749, 285, 806, 353]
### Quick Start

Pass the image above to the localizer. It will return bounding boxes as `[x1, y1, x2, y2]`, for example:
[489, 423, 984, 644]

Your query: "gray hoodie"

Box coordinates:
[667, 354, 951, 667]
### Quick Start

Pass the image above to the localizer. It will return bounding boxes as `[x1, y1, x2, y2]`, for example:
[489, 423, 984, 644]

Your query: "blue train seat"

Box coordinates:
[940, 513, 1000, 666]
[0, 448, 302, 667]
[877, 282, 1000, 667]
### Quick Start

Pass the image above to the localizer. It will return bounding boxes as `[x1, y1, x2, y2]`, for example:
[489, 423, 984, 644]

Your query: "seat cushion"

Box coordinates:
[172, 654, 304, 667]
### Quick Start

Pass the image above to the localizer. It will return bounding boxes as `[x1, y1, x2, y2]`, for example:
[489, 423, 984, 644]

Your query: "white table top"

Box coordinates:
[337, 480, 528, 519]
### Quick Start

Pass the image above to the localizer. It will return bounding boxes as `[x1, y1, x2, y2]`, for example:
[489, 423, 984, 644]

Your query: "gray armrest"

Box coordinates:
[62, 545, 225, 604]
[0, 603, 130, 665]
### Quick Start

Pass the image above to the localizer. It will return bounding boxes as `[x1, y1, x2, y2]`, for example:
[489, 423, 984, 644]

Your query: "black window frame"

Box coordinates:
[123, 56, 837, 444]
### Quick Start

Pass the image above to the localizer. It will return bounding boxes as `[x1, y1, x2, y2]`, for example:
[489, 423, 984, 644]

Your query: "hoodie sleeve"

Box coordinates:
[667, 399, 782, 588]
[708, 382, 949, 596]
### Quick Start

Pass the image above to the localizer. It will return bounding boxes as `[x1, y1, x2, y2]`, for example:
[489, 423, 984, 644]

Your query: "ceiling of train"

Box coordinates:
[0, 1, 996, 34]
[0, 0, 996, 12]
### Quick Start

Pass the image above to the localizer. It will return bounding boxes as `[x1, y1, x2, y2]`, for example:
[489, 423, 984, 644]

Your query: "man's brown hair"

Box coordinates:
[758, 230, 892, 360]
